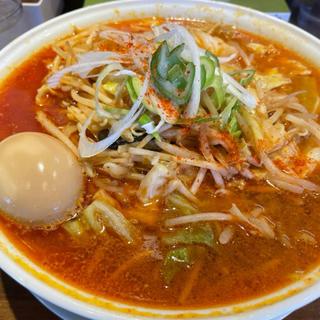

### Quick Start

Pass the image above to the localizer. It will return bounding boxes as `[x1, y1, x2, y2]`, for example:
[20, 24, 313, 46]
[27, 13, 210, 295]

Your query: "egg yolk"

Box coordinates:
[0, 132, 83, 227]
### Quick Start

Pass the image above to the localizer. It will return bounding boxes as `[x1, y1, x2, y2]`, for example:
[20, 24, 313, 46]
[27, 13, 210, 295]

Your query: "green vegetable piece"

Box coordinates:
[227, 111, 242, 138]
[156, 42, 185, 81]
[166, 192, 198, 215]
[162, 247, 192, 285]
[126, 76, 158, 114]
[205, 50, 220, 67]
[204, 51, 226, 108]
[167, 43, 185, 67]
[212, 78, 226, 109]
[220, 96, 238, 127]
[167, 64, 187, 89]
[219, 96, 242, 139]
[200, 56, 215, 90]
[126, 76, 137, 100]
[229, 69, 256, 87]
[194, 116, 219, 123]
[138, 113, 161, 141]
[200, 64, 206, 89]
[162, 224, 214, 248]
[156, 41, 170, 79]
[102, 81, 118, 95]
[138, 113, 152, 126]
[139, 112, 162, 140]
[151, 41, 195, 105]
[240, 70, 255, 86]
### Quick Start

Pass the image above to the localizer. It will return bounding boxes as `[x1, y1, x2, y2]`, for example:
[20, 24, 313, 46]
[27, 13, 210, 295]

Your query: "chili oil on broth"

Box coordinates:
[0, 18, 319, 309]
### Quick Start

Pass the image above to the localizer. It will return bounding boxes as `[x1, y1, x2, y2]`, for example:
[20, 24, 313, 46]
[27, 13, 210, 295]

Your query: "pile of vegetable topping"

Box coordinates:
[36, 19, 320, 288]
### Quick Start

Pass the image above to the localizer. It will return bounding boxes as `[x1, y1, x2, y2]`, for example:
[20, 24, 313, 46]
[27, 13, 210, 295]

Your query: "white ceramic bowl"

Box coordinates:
[0, 1, 320, 319]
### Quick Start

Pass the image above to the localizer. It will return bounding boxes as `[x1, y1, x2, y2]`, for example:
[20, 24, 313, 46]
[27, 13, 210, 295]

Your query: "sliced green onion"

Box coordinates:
[200, 56, 215, 90]
[151, 41, 195, 106]
[203, 51, 226, 109]
[167, 43, 185, 67]
[156, 41, 170, 79]
[167, 64, 187, 89]
[205, 50, 220, 68]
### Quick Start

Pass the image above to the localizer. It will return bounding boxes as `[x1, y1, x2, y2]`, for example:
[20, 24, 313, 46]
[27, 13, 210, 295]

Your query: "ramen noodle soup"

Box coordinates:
[0, 18, 320, 308]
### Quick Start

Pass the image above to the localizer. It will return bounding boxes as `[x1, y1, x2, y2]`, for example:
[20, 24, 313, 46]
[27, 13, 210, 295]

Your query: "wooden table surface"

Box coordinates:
[0, 271, 319, 320]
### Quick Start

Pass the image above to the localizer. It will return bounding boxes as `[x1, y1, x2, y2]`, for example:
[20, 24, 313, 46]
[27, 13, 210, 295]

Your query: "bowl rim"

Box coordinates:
[0, 0, 320, 319]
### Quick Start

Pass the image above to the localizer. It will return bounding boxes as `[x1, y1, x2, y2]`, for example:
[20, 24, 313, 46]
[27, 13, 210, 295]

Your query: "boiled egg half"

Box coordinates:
[0, 132, 83, 228]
